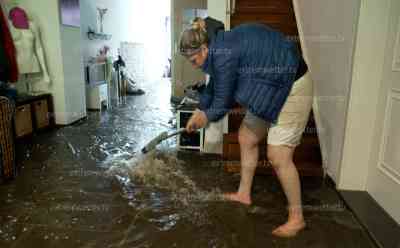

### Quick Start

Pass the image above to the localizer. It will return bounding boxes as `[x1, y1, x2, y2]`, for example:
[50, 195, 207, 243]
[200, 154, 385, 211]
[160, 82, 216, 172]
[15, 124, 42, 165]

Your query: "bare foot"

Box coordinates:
[272, 220, 306, 238]
[223, 192, 252, 205]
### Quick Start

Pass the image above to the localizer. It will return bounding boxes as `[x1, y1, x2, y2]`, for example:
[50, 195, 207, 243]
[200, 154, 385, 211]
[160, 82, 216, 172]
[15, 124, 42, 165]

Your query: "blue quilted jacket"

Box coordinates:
[199, 23, 301, 123]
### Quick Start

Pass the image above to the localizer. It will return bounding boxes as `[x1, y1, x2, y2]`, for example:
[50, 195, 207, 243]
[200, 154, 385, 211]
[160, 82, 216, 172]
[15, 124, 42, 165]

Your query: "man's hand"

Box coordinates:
[186, 109, 208, 133]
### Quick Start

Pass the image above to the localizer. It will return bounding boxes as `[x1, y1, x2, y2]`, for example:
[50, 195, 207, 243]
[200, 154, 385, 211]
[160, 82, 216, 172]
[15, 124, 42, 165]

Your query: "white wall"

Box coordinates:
[80, 0, 135, 63]
[61, 26, 87, 122]
[207, 0, 229, 29]
[16, 0, 85, 125]
[293, 0, 361, 183]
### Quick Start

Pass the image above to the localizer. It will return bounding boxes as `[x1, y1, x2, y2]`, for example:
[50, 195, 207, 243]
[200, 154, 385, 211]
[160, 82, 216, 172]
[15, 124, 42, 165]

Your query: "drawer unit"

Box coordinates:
[15, 104, 33, 138]
[33, 99, 50, 129]
[14, 93, 54, 139]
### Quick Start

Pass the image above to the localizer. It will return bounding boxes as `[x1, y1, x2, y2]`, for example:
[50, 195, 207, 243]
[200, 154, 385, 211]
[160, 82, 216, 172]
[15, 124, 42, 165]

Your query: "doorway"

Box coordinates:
[128, 0, 171, 82]
[80, 0, 172, 106]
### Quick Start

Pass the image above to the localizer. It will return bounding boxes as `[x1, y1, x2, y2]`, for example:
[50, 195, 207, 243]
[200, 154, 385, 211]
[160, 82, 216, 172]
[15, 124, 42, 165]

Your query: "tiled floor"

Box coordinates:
[0, 79, 376, 247]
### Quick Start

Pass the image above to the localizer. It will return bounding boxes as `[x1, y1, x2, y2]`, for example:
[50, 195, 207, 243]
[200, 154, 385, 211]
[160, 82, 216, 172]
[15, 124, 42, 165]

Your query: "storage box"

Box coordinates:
[15, 104, 33, 138]
[33, 99, 50, 129]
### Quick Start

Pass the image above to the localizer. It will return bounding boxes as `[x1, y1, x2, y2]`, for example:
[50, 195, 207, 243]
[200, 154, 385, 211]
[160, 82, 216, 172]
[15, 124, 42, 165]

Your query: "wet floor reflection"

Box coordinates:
[0, 79, 375, 247]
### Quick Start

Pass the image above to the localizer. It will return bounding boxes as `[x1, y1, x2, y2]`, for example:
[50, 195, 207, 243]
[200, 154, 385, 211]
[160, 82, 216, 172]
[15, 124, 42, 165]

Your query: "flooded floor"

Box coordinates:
[0, 79, 376, 247]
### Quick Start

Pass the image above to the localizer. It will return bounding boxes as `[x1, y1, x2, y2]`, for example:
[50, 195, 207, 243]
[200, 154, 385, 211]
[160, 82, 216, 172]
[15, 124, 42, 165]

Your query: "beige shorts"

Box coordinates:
[243, 72, 313, 147]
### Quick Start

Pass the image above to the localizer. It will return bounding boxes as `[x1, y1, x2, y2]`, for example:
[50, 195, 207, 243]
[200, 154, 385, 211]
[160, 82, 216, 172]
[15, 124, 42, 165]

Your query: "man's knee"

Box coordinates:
[267, 150, 282, 168]
[267, 145, 294, 168]
[238, 126, 260, 149]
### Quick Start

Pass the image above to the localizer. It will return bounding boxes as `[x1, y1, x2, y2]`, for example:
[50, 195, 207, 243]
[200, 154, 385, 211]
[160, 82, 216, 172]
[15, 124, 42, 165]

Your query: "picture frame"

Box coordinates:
[59, 0, 80, 28]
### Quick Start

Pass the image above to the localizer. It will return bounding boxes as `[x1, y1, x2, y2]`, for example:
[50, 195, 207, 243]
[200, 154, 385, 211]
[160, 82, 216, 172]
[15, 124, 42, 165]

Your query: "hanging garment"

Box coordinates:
[0, 5, 19, 82]
[0, 34, 10, 81]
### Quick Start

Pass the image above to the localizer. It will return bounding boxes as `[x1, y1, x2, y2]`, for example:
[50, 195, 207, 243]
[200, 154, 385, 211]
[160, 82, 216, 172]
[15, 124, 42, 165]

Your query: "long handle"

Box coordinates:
[166, 128, 186, 138]
[141, 128, 187, 153]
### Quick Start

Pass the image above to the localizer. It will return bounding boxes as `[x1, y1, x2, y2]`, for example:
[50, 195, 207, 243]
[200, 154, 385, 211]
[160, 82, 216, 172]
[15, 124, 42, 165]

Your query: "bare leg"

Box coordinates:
[268, 145, 305, 237]
[224, 124, 265, 205]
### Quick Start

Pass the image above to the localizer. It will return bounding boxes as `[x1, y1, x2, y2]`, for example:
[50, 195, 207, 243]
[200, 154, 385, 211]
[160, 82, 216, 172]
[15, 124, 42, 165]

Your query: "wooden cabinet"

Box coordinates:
[14, 94, 54, 138]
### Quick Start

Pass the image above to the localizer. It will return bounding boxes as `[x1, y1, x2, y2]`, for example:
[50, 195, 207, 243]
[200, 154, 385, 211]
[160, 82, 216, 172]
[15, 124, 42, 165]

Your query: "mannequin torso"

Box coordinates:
[1, 2, 50, 87]
[9, 21, 40, 74]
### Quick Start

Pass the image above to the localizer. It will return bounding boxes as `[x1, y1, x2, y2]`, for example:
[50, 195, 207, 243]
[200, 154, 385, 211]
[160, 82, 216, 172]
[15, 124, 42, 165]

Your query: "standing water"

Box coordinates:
[0, 79, 375, 247]
[106, 149, 224, 220]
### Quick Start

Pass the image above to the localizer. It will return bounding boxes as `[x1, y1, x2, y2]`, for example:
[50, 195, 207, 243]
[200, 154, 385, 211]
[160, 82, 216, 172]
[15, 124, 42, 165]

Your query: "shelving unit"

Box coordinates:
[87, 29, 112, 41]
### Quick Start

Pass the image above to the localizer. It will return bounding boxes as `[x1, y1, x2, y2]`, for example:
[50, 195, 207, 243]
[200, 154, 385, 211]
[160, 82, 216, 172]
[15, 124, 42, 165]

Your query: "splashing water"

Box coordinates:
[105, 150, 226, 230]
[106, 151, 223, 207]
